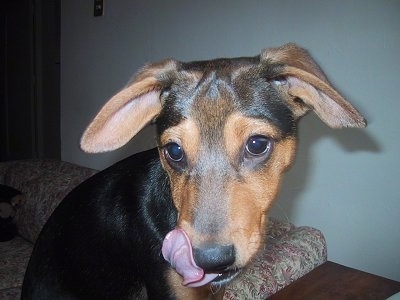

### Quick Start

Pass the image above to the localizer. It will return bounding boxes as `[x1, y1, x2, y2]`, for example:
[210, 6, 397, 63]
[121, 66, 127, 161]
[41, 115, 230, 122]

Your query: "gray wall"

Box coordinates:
[61, 0, 400, 280]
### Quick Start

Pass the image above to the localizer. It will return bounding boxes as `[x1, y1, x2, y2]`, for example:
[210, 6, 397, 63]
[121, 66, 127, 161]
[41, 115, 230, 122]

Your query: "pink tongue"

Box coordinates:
[162, 228, 219, 287]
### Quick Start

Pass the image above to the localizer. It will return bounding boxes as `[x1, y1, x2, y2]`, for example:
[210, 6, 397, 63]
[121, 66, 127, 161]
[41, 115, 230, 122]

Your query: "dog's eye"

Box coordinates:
[164, 143, 184, 162]
[242, 135, 273, 169]
[163, 143, 187, 171]
[245, 135, 273, 157]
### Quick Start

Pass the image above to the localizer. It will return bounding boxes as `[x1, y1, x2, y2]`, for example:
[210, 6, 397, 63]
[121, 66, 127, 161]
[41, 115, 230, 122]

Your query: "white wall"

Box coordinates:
[61, 0, 400, 280]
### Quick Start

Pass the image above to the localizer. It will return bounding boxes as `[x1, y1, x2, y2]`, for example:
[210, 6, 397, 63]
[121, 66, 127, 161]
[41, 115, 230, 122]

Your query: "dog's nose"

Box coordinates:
[193, 244, 235, 272]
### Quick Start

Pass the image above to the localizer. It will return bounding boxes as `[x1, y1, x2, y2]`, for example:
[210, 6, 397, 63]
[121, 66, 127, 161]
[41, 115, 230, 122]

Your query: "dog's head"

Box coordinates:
[81, 43, 366, 289]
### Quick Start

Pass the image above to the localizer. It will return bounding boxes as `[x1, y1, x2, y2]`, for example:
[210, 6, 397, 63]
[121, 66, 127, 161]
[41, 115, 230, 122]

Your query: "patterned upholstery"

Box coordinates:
[0, 159, 97, 243]
[225, 221, 327, 298]
[0, 159, 327, 299]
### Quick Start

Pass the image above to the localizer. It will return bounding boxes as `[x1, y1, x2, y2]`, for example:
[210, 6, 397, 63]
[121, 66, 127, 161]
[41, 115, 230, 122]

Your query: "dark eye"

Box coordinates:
[245, 135, 273, 156]
[164, 142, 184, 162]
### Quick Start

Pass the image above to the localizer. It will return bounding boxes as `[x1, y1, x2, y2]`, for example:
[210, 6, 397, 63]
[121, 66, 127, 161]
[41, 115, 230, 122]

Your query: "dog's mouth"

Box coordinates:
[162, 228, 241, 288]
[210, 268, 241, 286]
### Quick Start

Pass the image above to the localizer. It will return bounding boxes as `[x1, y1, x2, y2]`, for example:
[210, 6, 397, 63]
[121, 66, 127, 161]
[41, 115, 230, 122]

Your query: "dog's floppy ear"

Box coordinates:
[261, 43, 366, 128]
[80, 59, 178, 153]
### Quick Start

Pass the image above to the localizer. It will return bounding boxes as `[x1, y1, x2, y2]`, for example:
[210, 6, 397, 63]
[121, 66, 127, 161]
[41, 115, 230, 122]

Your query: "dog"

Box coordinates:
[21, 43, 366, 299]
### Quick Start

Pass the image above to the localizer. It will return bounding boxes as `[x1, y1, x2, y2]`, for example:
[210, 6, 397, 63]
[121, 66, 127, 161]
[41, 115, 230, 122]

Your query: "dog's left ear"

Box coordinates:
[261, 43, 366, 128]
[81, 59, 178, 153]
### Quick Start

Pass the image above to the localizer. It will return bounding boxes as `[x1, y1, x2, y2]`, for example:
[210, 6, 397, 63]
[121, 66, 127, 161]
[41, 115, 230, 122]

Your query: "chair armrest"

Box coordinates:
[224, 218, 327, 299]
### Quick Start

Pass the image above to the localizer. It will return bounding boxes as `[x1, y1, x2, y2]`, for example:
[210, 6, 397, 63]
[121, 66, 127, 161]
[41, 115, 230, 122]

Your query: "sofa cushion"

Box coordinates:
[224, 220, 327, 299]
[0, 237, 32, 292]
[0, 288, 21, 300]
[0, 159, 97, 243]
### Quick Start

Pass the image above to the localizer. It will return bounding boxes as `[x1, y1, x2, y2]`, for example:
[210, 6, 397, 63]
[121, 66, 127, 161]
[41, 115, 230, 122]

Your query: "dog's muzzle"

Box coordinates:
[162, 228, 240, 287]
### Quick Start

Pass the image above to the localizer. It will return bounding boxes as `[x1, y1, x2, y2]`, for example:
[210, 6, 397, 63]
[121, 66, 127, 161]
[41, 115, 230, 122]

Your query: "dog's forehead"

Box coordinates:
[156, 56, 295, 138]
[181, 56, 259, 73]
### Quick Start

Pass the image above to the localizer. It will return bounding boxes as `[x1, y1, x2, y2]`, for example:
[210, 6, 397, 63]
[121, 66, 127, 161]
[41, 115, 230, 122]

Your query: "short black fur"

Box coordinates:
[22, 149, 178, 299]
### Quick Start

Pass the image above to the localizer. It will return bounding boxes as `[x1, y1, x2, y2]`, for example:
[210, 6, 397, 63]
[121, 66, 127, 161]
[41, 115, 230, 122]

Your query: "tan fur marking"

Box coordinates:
[223, 112, 282, 163]
[226, 138, 296, 266]
[174, 179, 198, 230]
[159, 119, 200, 224]
[160, 119, 200, 165]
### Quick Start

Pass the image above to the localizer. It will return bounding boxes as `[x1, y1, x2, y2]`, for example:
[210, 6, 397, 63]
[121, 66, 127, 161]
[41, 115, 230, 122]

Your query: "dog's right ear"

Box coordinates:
[80, 59, 178, 153]
[261, 43, 366, 128]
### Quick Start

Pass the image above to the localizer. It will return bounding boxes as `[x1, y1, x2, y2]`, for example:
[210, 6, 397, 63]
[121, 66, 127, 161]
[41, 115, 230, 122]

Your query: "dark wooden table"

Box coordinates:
[268, 261, 400, 300]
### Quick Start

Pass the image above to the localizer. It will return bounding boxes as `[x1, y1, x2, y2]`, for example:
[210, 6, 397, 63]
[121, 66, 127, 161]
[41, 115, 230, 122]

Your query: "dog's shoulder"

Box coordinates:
[98, 147, 161, 179]
[72, 147, 161, 195]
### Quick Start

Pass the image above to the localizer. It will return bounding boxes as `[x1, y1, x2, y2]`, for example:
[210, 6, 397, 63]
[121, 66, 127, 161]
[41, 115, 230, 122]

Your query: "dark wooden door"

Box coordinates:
[0, 0, 60, 161]
[0, 0, 36, 161]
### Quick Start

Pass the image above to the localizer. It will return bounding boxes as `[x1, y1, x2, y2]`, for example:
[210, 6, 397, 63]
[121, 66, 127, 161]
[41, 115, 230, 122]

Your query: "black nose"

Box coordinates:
[193, 244, 235, 273]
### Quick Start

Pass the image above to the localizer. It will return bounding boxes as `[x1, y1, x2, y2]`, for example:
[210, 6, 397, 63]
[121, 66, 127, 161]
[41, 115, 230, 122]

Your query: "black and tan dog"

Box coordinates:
[22, 43, 366, 299]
